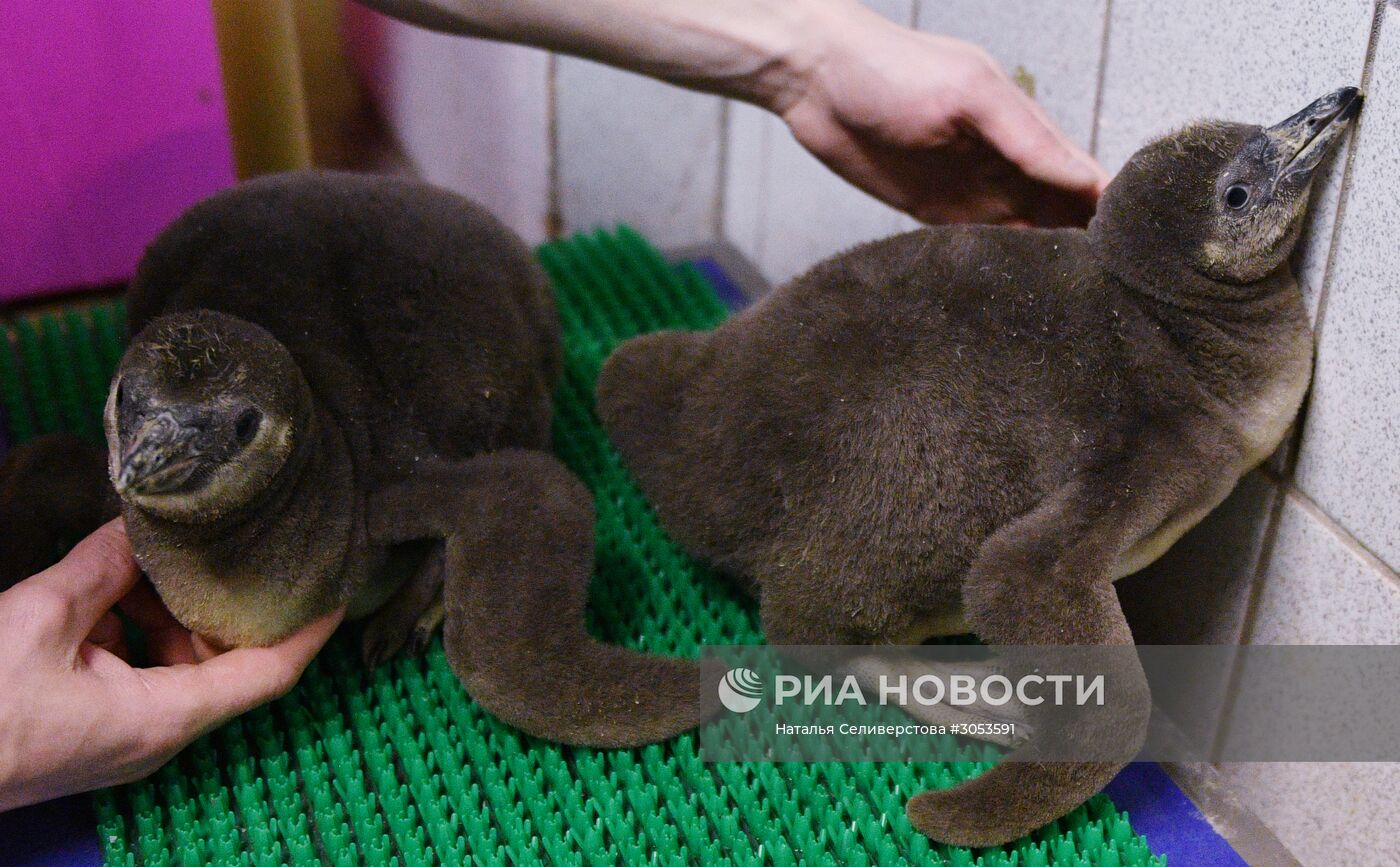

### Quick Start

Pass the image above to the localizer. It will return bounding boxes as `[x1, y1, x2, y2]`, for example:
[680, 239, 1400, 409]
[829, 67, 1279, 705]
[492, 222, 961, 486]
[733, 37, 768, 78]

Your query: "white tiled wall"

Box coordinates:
[1215, 492, 1400, 867]
[1245, 493, 1400, 646]
[374, 19, 551, 243]
[1220, 761, 1400, 867]
[915, 0, 1106, 151]
[1295, 5, 1400, 572]
[721, 0, 916, 286]
[555, 58, 723, 247]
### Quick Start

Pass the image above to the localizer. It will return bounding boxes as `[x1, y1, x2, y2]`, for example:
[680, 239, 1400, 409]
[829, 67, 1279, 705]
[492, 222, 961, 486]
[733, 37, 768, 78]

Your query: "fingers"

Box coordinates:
[25, 519, 141, 644]
[119, 578, 199, 666]
[960, 69, 1108, 201]
[87, 611, 130, 661]
[190, 632, 233, 664]
[142, 607, 345, 734]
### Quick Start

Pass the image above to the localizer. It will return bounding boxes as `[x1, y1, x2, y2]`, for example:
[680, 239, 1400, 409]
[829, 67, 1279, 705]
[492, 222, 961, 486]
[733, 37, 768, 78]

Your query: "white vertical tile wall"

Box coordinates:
[1245, 494, 1400, 646]
[720, 0, 916, 287]
[1219, 761, 1400, 867]
[1218, 493, 1400, 867]
[377, 20, 551, 243]
[721, 100, 770, 264]
[1294, 3, 1400, 573]
[555, 59, 723, 246]
[1095, 0, 1375, 313]
[914, 0, 1107, 151]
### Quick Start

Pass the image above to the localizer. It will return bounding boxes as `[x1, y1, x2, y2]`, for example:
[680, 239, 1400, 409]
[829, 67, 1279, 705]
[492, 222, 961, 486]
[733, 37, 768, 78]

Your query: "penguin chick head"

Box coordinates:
[106, 310, 311, 523]
[1094, 86, 1362, 285]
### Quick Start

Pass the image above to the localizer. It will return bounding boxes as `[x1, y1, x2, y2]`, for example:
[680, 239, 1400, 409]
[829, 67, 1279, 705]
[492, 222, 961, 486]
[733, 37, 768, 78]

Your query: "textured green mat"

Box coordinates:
[0, 227, 1164, 866]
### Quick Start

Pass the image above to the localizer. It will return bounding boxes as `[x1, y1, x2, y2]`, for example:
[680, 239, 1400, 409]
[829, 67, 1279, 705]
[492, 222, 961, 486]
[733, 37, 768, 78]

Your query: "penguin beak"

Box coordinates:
[116, 411, 204, 496]
[1261, 86, 1363, 184]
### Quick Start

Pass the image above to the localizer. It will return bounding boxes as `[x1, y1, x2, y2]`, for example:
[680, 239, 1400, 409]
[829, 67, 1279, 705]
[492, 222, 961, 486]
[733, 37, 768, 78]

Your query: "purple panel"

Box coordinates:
[0, 3, 235, 302]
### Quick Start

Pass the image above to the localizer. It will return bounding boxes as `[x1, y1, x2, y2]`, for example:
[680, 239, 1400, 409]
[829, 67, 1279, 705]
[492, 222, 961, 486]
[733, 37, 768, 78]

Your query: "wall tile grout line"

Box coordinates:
[1211, 473, 1287, 759]
[1218, 472, 1400, 763]
[1281, 483, 1400, 588]
[1307, 0, 1388, 341]
[753, 110, 771, 266]
[1088, 0, 1115, 158]
[1225, 0, 1392, 673]
[545, 53, 562, 237]
[713, 100, 731, 241]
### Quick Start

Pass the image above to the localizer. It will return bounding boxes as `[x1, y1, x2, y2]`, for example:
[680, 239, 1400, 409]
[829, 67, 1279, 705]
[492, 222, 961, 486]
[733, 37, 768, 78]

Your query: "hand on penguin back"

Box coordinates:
[593, 87, 1362, 847]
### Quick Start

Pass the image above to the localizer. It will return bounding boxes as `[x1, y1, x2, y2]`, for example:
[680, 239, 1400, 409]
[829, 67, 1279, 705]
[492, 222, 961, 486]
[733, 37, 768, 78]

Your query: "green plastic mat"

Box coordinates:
[0, 227, 1164, 866]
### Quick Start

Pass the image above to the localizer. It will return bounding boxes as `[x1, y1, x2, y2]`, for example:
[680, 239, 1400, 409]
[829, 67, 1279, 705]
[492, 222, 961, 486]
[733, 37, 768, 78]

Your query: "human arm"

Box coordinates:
[0, 521, 343, 811]
[358, 0, 1108, 225]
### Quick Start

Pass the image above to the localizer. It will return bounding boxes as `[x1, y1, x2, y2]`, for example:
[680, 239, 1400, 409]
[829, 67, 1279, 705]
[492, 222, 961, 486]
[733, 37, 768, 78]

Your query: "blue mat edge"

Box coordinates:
[1105, 764, 1247, 866]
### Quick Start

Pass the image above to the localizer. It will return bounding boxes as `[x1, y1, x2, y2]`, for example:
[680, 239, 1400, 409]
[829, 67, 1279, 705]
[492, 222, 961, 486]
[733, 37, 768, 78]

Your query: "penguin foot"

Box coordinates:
[406, 598, 445, 656]
[360, 543, 445, 667]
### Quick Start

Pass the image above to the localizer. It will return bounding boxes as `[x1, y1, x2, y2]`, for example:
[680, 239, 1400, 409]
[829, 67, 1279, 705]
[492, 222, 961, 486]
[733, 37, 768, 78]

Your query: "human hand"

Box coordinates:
[0, 520, 343, 812]
[771, 1, 1110, 226]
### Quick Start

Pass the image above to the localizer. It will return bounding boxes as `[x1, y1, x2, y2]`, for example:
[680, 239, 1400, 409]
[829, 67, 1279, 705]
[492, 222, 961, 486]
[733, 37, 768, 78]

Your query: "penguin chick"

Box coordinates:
[3, 172, 706, 748]
[0, 433, 115, 592]
[596, 88, 1361, 844]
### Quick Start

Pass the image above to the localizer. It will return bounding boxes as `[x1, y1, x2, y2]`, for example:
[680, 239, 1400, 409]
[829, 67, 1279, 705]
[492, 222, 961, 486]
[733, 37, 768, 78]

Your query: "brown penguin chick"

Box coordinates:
[596, 87, 1361, 844]
[0, 171, 704, 748]
[0, 433, 115, 592]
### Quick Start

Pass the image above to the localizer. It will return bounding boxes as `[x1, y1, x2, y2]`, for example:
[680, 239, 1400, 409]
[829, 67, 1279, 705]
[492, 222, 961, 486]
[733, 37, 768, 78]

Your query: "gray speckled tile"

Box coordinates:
[720, 0, 914, 285]
[556, 58, 722, 247]
[744, 111, 910, 285]
[721, 99, 771, 272]
[915, 0, 1107, 150]
[1116, 473, 1276, 748]
[379, 24, 551, 242]
[1295, 6, 1400, 572]
[1248, 494, 1400, 645]
[1218, 493, 1400, 865]
[1095, 0, 1374, 313]
[1219, 761, 1400, 867]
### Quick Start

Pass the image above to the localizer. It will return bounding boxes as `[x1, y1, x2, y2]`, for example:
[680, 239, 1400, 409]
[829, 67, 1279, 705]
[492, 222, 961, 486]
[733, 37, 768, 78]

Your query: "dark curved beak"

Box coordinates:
[1263, 86, 1363, 184]
[116, 411, 203, 495]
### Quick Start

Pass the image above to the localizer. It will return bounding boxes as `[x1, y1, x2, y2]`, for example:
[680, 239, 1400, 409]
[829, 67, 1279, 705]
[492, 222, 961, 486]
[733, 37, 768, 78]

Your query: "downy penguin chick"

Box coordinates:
[3, 172, 705, 748]
[596, 88, 1362, 844]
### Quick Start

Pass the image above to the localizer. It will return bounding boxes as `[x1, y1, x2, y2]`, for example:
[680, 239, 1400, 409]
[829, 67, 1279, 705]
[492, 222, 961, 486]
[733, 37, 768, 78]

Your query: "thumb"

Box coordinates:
[143, 606, 345, 734]
[26, 519, 141, 645]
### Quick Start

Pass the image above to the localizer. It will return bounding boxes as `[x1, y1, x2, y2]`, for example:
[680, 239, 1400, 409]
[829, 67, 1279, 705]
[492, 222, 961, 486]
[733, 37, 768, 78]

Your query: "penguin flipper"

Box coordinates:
[367, 450, 715, 747]
[906, 471, 1170, 847]
[0, 433, 115, 591]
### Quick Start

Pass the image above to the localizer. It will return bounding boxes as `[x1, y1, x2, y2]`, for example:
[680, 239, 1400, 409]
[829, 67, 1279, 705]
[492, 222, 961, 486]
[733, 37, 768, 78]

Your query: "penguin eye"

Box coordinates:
[234, 408, 263, 446]
[1224, 184, 1252, 210]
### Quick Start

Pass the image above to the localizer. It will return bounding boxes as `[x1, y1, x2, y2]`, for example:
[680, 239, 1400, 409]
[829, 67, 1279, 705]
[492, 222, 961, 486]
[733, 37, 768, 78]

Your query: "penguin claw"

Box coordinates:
[406, 599, 445, 656]
[360, 628, 399, 670]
